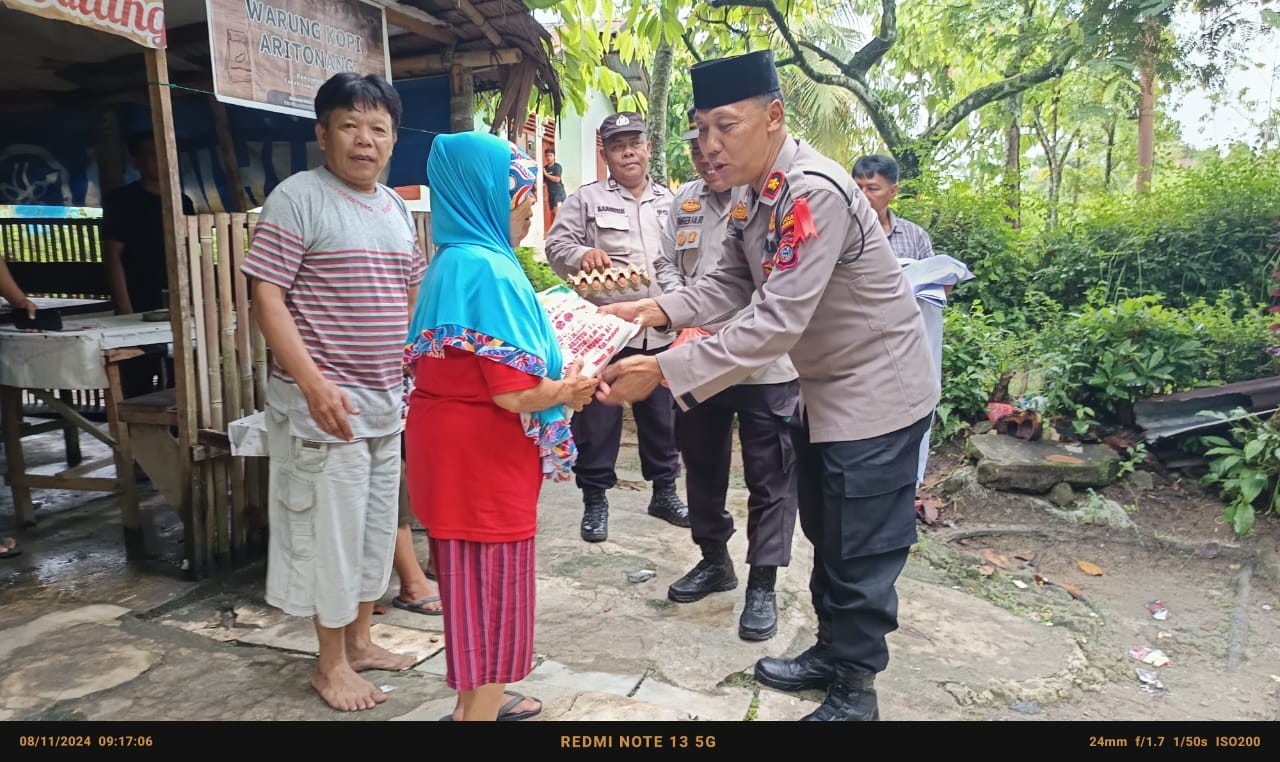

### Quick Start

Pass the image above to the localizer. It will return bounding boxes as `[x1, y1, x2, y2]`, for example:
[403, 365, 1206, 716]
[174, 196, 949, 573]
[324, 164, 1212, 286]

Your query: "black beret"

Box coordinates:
[691, 50, 781, 110]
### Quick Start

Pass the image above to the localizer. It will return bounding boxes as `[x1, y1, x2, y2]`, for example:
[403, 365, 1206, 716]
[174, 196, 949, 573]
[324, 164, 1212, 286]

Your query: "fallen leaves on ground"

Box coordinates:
[978, 565, 995, 576]
[1058, 581, 1085, 598]
[915, 492, 945, 525]
[981, 549, 1014, 569]
[1076, 559, 1104, 576]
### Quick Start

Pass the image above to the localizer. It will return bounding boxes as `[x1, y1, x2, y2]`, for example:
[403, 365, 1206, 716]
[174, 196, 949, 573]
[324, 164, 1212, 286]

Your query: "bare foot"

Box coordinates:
[311, 664, 387, 712]
[348, 642, 417, 672]
[450, 692, 542, 721]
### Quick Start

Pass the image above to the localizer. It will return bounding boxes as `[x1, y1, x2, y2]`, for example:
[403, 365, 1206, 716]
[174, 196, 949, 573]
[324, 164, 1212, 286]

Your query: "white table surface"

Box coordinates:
[0, 313, 173, 389]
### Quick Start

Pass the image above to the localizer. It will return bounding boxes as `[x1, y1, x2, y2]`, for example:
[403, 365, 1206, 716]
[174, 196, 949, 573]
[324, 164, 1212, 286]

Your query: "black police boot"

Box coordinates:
[753, 637, 835, 692]
[580, 487, 609, 543]
[668, 542, 737, 602]
[800, 663, 880, 721]
[738, 566, 778, 641]
[647, 480, 691, 527]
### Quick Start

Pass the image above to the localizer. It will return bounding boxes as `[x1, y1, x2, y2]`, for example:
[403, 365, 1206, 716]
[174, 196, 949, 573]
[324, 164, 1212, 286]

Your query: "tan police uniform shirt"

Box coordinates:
[546, 176, 675, 350]
[654, 138, 939, 444]
[655, 177, 797, 386]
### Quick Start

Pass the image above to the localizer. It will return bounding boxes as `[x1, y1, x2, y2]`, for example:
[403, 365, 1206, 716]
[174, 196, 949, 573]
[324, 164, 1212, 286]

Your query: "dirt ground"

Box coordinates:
[915, 435, 1280, 722]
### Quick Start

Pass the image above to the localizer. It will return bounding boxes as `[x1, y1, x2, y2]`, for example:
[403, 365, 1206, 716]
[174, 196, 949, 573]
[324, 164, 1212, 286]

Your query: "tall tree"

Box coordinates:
[648, 39, 675, 183]
[705, 0, 1100, 177]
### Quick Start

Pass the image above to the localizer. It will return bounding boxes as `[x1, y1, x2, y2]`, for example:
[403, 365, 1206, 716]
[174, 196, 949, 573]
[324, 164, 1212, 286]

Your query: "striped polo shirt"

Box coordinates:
[242, 165, 426, 440]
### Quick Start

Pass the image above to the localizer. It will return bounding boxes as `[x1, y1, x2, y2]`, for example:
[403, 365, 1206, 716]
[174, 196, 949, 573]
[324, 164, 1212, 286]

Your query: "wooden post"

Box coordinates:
[103, 357, 141, 553]
[210, 97, 250, 213]
[1, 386, 35, 527]
[450, 65, 474, 133]
[145, 47, 198, 573]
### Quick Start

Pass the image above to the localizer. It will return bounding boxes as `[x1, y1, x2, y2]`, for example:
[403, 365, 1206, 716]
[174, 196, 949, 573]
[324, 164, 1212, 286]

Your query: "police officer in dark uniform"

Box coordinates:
[546, 113, 689, 543]
[594, 51, 939, 721]
[654, 107, 801, 642]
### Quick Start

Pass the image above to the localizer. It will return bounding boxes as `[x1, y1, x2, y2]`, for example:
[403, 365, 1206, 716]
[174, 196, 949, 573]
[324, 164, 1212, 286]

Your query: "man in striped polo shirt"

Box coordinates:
[242, 73, 425, 713]
[853, 155, 945, 509]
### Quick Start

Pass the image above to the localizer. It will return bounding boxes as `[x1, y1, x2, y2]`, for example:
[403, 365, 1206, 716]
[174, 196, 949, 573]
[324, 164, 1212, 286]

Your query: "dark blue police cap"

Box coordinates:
[691, 50, 781, 110]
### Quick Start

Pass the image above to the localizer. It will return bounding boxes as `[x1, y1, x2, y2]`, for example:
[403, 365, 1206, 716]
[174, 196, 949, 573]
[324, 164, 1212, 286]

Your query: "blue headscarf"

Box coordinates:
[405, 133, 575, 481]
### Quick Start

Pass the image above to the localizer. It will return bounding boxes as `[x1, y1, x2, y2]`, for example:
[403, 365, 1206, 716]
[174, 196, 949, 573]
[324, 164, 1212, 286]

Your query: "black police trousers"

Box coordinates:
[570, 346, 681, 491]
[676, 380, 800, 566]
[794, 411, 932, 672]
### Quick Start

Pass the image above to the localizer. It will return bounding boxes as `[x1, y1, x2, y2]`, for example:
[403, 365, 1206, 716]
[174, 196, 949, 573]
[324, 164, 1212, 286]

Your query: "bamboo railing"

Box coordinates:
[178, 210, 431, 576]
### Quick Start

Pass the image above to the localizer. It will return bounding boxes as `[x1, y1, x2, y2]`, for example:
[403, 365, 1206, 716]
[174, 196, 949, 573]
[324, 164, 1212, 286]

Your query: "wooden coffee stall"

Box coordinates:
[0, 0, 560, 577]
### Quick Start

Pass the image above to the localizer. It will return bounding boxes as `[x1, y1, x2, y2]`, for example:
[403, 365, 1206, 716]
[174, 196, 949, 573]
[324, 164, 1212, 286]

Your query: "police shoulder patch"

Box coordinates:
[732, 202, 748, 221]
[774, 235, 799, 271]
[761, 171, 786, 203]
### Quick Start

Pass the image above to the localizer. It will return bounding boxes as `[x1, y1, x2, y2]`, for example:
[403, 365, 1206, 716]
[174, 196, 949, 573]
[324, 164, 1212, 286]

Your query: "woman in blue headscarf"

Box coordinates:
[403, 133, 598, 722]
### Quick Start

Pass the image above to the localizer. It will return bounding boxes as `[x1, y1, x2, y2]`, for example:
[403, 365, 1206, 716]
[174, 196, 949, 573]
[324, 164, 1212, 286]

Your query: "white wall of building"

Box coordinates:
[556, 89, 614, 192]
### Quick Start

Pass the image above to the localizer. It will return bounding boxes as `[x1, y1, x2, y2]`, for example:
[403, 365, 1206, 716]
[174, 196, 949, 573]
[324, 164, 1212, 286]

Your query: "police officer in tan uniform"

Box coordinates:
[596, 52, 939, 721]
[654, 107, 800, 642]
[546, 112, 689, 543]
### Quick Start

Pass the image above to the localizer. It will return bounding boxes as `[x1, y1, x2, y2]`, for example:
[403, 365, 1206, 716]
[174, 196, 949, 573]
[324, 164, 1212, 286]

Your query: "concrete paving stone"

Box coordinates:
[0, 604, 131, 661]
[522, 657, 643, 696]
[0, 620, 164, 712]
[392, 678, 580, 722]
[370, 622, 444, 666]
[234, 615, 320, 654]
[631, 678, 755, 721]
[753, 689, 822, 721]
[543, 690, 698, 721]
[414, 650, 447, 676]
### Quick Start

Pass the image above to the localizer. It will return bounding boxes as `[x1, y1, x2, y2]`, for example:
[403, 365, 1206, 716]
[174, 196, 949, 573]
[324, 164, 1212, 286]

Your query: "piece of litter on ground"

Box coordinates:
[1156, 631, 1171, 640]
[978, 564, 995, 576]
[627, 569, 656, 583]
[1263, 604, 1273, 611]
[1128, 646, 1171, 667]
[1010, 700, 1041, 715]
[1012, 579, 1029, 589]
[1147, 600, 1169, 620]
[1136, 667, 1171, 696]
[379, 685, 396, 692]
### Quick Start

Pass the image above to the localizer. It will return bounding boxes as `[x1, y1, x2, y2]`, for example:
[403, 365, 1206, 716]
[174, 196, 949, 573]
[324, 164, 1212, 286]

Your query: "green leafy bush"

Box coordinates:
[1040, 294, 1206, 423]
[1182, 291, 1275, 385]
[936, 301, 1014, 441]
[1038, 292, 1275, 425]
[516, 246, 566, 291]
[1033, 151, 1280, 309]
[895, 182, 1025, 316]
[1200, 409, 1280, 536]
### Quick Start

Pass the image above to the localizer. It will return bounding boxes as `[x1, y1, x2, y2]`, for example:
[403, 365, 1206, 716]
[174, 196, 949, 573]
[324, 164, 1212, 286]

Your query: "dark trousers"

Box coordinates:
[676, 381, 800, 566]
[571, 346, 680, 491]
[794, 412, 932, 673]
